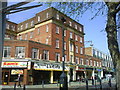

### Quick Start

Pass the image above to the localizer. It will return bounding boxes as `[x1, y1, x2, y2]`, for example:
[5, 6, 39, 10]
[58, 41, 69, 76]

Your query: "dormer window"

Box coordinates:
[38, 16, 41, 22]
[69, 21, 72, 26]
[56, 14, 59, 20]
[46, 12, 49, 18]
[31, 21, 34, 26]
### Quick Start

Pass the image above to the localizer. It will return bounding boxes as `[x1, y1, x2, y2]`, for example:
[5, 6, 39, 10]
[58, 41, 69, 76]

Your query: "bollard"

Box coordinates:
[23, 84, 26, 90]
[42, 80, 44, 88]
[86, 78, 88, 90]
[14, 82, 16, 90]
[99, 79, 102, 90]
[108, 78, 111, 87]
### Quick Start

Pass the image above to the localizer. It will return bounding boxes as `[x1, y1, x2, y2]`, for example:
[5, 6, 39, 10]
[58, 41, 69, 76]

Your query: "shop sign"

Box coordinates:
[11, 69, 23, 75]
[76, 66, 85, 71]
[34, 63, 68, 71]
[1, 62, 27, 68]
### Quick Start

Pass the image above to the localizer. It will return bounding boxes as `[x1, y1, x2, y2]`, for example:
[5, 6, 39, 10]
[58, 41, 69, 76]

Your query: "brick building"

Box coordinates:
[2, 7, 102, 85]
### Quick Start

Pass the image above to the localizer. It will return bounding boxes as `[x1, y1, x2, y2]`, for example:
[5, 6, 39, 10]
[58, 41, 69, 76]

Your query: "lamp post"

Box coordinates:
[0, 0, 42, 85]
[59, 17, 68, 90]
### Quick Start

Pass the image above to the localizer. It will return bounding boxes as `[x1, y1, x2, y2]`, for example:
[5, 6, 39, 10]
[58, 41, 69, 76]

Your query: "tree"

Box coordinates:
[46, 2, 120, 89]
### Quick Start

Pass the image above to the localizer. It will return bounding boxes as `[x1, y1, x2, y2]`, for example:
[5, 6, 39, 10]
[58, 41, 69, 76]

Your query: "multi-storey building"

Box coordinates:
[2, 7, 86, 85]
[85, 47, 114, 78]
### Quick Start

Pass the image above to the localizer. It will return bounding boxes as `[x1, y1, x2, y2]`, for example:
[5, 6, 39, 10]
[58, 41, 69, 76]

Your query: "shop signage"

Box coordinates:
[11, 69, 23, 75]
[76, 66, 85, 71]
[34, 63, 68, 71]
[1, 62, 28, 68]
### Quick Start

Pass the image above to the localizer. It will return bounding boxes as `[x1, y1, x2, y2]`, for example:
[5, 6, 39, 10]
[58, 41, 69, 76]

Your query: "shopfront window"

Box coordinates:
[16, 47, 25, 58]
[3, 46, 11, 58]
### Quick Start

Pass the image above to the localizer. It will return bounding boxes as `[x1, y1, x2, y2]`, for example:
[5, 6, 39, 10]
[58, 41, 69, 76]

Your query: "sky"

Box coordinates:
[7, 2, 110, 54]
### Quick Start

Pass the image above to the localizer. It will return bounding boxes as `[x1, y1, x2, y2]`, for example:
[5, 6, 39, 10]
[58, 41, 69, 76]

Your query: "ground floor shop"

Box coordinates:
[2, 61, 29, 85]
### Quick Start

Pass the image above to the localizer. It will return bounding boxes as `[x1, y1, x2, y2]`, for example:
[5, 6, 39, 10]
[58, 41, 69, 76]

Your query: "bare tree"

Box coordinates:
[46, 2, 120, 89]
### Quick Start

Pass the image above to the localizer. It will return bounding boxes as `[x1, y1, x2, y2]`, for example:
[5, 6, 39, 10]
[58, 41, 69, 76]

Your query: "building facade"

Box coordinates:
[85, 47, 114, 78]
[2, 7, 106, 85]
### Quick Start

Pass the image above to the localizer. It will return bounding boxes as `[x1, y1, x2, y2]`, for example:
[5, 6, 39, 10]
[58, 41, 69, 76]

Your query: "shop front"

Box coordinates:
[76, 66, 85, 81]
[86, 67, 93, 79]
[33, 61, 69, 84]
[2, 61, 30, 85]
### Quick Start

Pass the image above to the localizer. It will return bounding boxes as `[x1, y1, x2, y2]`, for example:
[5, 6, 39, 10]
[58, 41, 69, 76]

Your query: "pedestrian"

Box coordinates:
[17, 74, 21, 87]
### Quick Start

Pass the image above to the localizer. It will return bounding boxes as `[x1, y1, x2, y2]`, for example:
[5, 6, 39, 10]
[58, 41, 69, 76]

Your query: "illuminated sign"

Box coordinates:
[11, 69, 23, 75]
[34, 63, 68, 71]
[2, 62, 27, 68]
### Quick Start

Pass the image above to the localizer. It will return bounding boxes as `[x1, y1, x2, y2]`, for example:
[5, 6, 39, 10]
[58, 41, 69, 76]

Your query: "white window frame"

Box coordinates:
[31, 21, 34, 27]
[46, 12, 49, 18]
[56, 14, 59, 20]
[80, 47, 83, 54]
[43, 50, 49, 60]
[16, 47, 25, 58]
[30, 31, 33, 39]
[56, 39, 59, 48]
[79, 27, 82, 32]
[32, 48, 38, 59]
[75, 35, 78, 41]
[70, 32, 73, 39]
[69, 21, 72, 26]
[64, 42, 66, 50]
[55, 53, 60, 62]
[25, 23, 28, 29]
[46, 38, 49, 44]
[56, 26, 59, 34]
[38, 28, 40, 34]
[3, 46, 11, 58]
[75, 24, 77, 29]
[80, 37, 83, 43]
[76, 45, 78, 53]
[38, 16, 41, 22]
[25, 33, 28, 40]
[64, 30, 66, 36]
[46, 25, 49, 32]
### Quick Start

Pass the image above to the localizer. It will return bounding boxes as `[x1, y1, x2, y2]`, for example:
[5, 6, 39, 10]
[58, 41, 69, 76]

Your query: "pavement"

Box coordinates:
[1, 78, 116, 90]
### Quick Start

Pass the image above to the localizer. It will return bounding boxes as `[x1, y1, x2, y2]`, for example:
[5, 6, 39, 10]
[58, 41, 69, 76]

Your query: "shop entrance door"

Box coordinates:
[2, 71, 10, 85]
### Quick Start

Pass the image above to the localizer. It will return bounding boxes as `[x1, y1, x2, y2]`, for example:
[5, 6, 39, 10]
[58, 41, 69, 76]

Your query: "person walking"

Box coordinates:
[17, 74, 21, 87]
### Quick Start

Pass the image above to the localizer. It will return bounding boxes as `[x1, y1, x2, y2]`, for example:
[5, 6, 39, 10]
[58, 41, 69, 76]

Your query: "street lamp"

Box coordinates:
[59, 17, 68, 90]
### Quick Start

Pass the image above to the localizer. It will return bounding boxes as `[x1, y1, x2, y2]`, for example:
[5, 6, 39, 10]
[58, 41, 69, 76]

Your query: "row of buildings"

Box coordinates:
[1, 7, 114, 85]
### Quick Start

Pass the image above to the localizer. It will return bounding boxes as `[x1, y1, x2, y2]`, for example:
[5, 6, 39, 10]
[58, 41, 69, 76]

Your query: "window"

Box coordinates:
[16, 47, 25, 58]
[6, 24, 10, 29]
[21, 25, 23, 30]
[70, 32, 73, 39]
[30, 31, 33, 38]
[69, 21, 72, 26]
[75, 57, 79, 64]
[64, 30, 66, 36]
[80, 37, 83, 43]
[32, 48, 38, 59]
[64, 54, 67, 62]
[38, 16, 41, 22]
[43, 50, 49, 60]
[97, 62, 99, 67]
[46, 25, 49, 32]
[75, 24, 77, 29]
[11, 25, 15, 31]
[86, 60, 89, 65]
[70, 43, 73, 51]
[79, 27, 82, 32]
[56, 39, 59, 48]
[46, 12, 49, 18]
[94, 61, 96, 66]
[31, 21, 34, 26]
[56, 14, 59, 20]
[56, 26, 59, 34]
[90, 60, 92, 66]
[75, 35, 78, 41]
[64, 42, 66, 50]
[25, 23, 28, 29]
[38, 28, 40, 34]
[76, 45, 78, 53]
[19, 35, 22, 40]
[80, 47, 83, 54]
[46, 38, 49, 44]
[70, 55, 73, 63]
[55, 53, 60, 62]
[80, 58, 84, 65]
[25, 33, 28, 40]
[3, 46, 11, 57]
